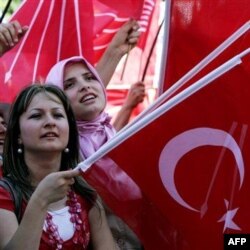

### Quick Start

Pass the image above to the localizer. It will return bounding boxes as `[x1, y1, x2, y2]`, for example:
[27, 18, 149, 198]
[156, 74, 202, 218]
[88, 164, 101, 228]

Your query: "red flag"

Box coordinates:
[163, 0, 250, 93]
[0, 0, 156, 104]
[78, 48, 250, 249]
[93, 0, 157, 62]
[0, 0, 94, 103]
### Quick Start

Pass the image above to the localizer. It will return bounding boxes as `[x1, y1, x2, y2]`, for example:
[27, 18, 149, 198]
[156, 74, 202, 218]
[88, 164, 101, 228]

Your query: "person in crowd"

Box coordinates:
[46, 55, 143, 249]
[45, 23, 144, 249]
[0, 84, 118, 249]
[92, 19, 145, 131]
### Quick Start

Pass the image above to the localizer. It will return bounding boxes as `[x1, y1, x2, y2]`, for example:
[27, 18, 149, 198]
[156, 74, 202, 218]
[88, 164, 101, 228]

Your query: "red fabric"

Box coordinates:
[81, 2, 250, 243]
[0, 0, 156, 104]
[93, 0, 156, 62]
[163, 0, 250, 93]
[81, 158, 183, 250]
[0, 186, 15, 211]
[0, 0, 94, 103]
[91, 59, 250, 249]
[0, 187, 92, 249]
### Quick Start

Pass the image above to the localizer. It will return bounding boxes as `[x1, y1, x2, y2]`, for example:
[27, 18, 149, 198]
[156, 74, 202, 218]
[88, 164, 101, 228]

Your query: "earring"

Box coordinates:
[17, 148, 22, 154]
[64, 148, 69, 153]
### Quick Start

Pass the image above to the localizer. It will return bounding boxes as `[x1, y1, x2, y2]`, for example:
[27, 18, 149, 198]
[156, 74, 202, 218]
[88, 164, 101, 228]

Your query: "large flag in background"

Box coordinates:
[163, 0, 250, 94]
[79, 51, 250, 249]
[0, 0, 156, 103]
[0, 0, 94, 103]
[71, 1, 250, 248]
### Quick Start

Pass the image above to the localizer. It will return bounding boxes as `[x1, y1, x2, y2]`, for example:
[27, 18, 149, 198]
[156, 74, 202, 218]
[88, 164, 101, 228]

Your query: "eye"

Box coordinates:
[53, 113, 65, 119]
[84, 73, 97, 82]
[29, 113, 41, 119]
[64, 81, 75, 90]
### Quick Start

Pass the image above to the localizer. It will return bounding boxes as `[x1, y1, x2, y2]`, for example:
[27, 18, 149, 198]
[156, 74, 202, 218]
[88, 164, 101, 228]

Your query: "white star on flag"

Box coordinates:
[218, 199, 241, 232]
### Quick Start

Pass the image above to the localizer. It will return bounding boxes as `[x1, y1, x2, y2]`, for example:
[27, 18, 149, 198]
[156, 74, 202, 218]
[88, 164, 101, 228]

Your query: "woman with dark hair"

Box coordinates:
[0, 84, 117, 250]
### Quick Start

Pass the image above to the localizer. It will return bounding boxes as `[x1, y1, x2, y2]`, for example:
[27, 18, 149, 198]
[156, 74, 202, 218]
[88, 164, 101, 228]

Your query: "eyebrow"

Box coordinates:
[28, 107, 64, 112]
[63, 72, 93, 83]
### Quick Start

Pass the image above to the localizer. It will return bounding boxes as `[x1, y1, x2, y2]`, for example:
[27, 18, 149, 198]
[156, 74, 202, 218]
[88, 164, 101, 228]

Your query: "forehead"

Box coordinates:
[64, 62, 89, 77]
[26, 92, 64, 110]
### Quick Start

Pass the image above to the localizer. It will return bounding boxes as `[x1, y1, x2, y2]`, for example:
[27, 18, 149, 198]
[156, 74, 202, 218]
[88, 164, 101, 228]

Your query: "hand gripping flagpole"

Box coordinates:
[116, 20, 250, 135]
[76, 48, 250, 172]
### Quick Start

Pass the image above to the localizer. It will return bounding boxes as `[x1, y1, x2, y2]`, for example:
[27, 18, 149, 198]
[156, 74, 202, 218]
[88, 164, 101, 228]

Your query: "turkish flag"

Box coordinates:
[79, 49, 250, 249]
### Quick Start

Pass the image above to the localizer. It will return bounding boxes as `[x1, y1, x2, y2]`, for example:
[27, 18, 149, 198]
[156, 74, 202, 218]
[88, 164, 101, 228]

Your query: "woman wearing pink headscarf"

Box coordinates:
[45, 19, 144, 248]
[46, 56, 115, 159]
[46, 55, 143, 249]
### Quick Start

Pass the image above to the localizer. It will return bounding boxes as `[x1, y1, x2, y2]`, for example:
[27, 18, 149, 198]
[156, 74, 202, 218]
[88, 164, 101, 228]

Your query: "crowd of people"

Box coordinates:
[0, 18, 146, 250]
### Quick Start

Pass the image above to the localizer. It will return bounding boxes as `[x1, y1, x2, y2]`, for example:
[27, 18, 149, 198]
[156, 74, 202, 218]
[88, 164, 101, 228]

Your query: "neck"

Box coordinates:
[24, 151, 62, 186]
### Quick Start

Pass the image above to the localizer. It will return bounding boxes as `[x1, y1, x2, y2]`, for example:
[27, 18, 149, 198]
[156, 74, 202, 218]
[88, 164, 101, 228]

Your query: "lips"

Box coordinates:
[40, 132, 58, 138]
[80, 93, 96, 103]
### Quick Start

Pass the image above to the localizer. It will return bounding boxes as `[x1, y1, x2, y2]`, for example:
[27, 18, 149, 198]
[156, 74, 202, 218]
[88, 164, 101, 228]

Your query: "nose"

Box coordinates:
[78, 79, 90, 92]
[44, 115, 56, 128]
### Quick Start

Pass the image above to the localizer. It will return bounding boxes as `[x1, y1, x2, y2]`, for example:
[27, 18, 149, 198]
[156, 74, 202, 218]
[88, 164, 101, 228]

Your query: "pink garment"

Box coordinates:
[77, 112, 115, 158]
[46, 56, 116, 158]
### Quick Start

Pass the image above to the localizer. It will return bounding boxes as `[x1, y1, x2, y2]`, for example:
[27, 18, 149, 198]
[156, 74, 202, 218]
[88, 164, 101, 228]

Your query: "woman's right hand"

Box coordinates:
[32, 169, 80, 208]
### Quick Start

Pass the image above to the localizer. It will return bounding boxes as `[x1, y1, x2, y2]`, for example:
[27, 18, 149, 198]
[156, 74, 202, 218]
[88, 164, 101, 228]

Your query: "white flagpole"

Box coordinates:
[116, 20, 250, 135]
[76, 48, 250, 172]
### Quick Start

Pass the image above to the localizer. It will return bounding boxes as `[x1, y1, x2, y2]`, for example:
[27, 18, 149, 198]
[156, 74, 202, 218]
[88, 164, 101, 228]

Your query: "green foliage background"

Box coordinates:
[0, 0, 22, 21]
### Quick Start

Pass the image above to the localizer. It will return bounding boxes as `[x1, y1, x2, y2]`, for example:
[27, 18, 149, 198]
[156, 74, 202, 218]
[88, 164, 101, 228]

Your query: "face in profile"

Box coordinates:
[18, 92, 69, 155]
[0, 114, 7, 156]
[63, 62, 106, 121]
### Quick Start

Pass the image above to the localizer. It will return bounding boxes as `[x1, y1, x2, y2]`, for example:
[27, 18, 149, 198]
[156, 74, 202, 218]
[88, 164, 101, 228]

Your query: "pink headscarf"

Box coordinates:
[46, 56, 116, 159]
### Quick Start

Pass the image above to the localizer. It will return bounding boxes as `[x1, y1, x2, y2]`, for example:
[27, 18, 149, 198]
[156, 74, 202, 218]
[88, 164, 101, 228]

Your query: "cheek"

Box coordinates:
[65, 90, 78, 104]
[19, 121, 34, 137]
[61, 123, 70, 141]
[19, 124, 37, 145]
[100, 92, 106, 108]
[96, 85, 106, 106]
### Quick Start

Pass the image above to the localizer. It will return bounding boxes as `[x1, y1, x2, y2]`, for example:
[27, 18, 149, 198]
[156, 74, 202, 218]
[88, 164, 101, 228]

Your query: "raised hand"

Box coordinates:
[0, 20, 28, 57]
